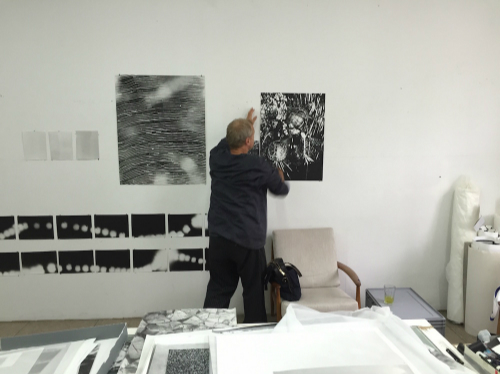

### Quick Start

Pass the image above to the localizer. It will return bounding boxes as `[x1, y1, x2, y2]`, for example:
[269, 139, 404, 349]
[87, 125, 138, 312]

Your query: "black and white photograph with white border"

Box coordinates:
[18, 216, 54, 240]
[169, 248, 204, 271]
[0, 216, 16, 240]
[21, 251, 59, 274]
[168, 214, 203, 237]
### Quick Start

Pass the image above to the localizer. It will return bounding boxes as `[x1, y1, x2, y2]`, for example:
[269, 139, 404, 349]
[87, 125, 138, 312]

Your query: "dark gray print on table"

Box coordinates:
[21, 251, 58, 274]
[260, 93, 325, 181]
[168, 214, 203, 237]
[204, 248, 209, 272]
[166, 349, 209, 374]
[17, 216, 54, 240]
[133, 249, 168, 272]
[95, 250, 130, 273]
[94, 214, 129, 238]
[116, 75, 206, 185]
[131, 214, 166, 238]
[0, 252, 20, 276]
[0, 216, 16, 240]
[58, 250, 94, 274]
[56, 215, 92, 239]
[169, 249, 204, 271]
[78, 343, 100, 374]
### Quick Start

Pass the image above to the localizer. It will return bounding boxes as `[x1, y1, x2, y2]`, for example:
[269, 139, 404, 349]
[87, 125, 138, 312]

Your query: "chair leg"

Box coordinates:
[356, 285, 361, 309]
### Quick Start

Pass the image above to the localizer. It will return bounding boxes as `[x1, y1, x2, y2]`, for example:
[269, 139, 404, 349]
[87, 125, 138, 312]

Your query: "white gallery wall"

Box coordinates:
[1, 0, 500, 320]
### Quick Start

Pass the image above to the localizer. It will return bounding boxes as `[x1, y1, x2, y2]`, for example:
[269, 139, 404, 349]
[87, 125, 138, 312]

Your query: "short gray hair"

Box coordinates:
[226, 119, 253, 149]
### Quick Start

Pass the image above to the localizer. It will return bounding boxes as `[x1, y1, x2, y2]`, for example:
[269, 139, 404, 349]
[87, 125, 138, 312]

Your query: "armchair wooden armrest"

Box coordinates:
[337, 261, 361, 309]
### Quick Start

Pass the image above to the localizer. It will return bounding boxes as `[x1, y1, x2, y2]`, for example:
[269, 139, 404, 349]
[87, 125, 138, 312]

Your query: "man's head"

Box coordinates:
[226, 118, 254, 153]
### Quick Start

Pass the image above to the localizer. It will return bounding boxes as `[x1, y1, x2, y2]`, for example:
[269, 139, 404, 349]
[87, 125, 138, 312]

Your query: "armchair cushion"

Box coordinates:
[273, 228, 340, 288]
[281, 287, 358, 315]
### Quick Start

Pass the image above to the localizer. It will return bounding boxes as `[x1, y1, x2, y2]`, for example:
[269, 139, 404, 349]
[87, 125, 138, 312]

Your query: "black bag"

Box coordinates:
[263, 258, 302, 301]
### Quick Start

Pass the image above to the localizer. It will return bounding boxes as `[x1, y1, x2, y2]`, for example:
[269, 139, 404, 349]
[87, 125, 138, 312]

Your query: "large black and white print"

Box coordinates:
[260, 93, 325, 180]
[116, 75, 205, 185]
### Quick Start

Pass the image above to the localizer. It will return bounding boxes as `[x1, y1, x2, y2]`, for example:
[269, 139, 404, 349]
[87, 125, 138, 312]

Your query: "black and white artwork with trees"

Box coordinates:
[116, 75, 206, 185]
[131, 214, 166, 238]
[0, 216, 16, 240]
[260, 93, 325, 180]
[94, 215, 129, 238]
[58, 250, 94, 274]
[95, 250, 131, 273]
[21, 251, 58, 274]
[18, 216, 54, 240]
[56, 215, 92, 239]
[169, 249, 204, 271]
[133, 249, 168, 272]
[0, 252, 20, 276]
[168, 214, 203, 237]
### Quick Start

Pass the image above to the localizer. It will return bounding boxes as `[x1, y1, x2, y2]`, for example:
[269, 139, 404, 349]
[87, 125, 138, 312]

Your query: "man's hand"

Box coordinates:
[247, 108, 257, 126]
[278, 168, 285, 182]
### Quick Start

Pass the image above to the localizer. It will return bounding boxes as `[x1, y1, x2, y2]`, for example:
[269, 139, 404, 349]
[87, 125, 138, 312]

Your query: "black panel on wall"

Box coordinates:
[131, 214, 165, 238]
[0, 252, 20, 275]
[94, 215, 129, 238]
[59, 250, 94, 274]
[56, 215, 92, 239]
[168, 214, 203, 237]
[21, 251, 58, 274]
[169, 249, 204, 271]
[95, 250, 131, 273]
[0, 216, 16, 240]
[133, 249, 168, 272]
[18, 216, 54, 240]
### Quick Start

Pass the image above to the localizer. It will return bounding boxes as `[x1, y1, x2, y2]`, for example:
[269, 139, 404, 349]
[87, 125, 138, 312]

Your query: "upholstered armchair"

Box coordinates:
[270, 228, 361, 321]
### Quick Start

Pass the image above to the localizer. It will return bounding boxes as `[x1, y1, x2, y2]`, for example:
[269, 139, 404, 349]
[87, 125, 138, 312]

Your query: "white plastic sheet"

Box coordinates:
[446, 177, 480, 323]
[216, 305, 473, 374]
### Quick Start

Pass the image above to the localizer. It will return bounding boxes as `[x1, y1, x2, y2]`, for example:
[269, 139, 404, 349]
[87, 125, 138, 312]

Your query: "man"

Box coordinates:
[203, 108, 289, 323]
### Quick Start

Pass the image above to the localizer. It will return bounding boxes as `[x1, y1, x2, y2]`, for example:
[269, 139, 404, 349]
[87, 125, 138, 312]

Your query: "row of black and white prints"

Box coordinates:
[0, 248, 211, 275]
[0, 214, 208, 240]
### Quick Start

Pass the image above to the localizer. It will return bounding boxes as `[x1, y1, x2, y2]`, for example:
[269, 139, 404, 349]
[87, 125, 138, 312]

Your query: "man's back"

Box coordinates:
[208, 138, 288, 249]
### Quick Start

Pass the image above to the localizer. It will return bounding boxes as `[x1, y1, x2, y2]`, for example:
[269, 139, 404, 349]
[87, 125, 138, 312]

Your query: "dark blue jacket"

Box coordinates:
[208, 138, 289, 249]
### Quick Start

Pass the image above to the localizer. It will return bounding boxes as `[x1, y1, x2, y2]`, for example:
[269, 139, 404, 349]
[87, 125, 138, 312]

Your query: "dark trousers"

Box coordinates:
[203, 236, 267, 323]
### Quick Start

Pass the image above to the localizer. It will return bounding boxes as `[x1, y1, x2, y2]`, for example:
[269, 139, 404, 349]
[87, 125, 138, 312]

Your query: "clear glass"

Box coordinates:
[384, 285, 396, 305]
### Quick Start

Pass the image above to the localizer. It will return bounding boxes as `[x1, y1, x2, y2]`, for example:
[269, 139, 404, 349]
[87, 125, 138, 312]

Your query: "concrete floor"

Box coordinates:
[0, 311, 476, 346]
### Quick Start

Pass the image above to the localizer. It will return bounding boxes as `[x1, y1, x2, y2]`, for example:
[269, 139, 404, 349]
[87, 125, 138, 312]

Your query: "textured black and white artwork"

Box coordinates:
[95, 250, 131, 273]
[169, 249, 204, 271]
[115, 75, 206, 185]
[21, 251, 58, 274]
[247, 139, 260, 157]
[18, 216, 54, 240]
[168, 214, 203, 237]
[0, 216, 16, 240]
[58, 250, 94, 274]
[131, 214, 165, 238]
[133, 249, 168, 272]
[94, 215, 129, 238]
[0, 252, 20, 276]
[204, 248, 210, 272]
[148, 347, 209, 374]
[56, 215, 92, 239]
[260, 93, 325, 180]
[118, 309, 236, 374]
[48, 131, 73, 160]
[22, 131, 47, 160]
[76, 131, 99, 160]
